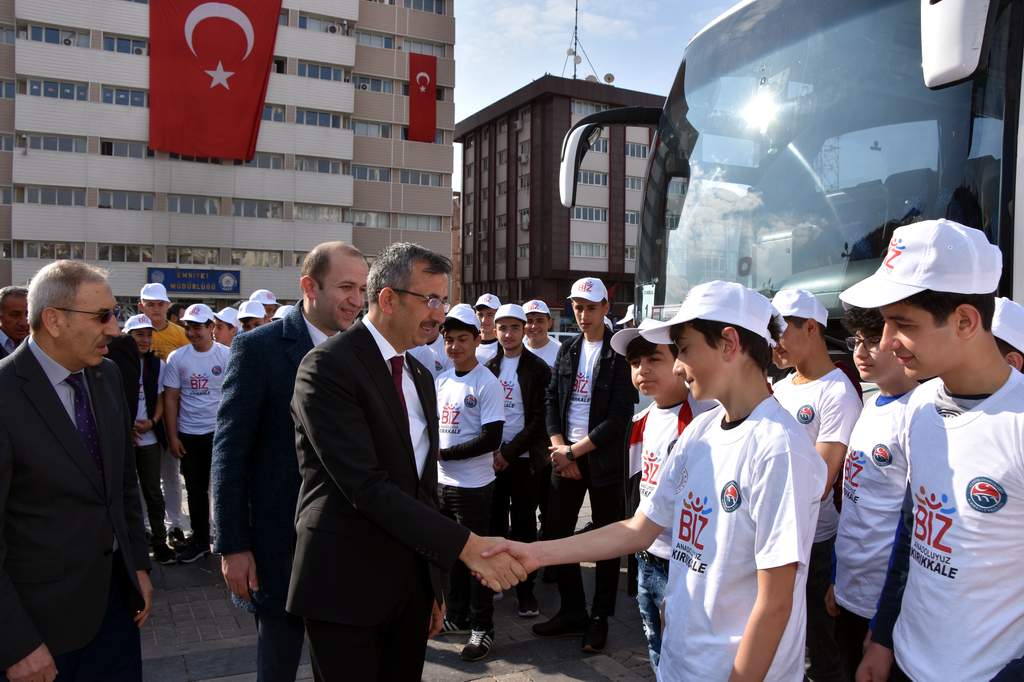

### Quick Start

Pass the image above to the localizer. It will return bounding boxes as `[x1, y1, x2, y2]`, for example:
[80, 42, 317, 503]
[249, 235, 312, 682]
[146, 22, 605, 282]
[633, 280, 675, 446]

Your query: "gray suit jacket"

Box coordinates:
[0, 342, 150, 668]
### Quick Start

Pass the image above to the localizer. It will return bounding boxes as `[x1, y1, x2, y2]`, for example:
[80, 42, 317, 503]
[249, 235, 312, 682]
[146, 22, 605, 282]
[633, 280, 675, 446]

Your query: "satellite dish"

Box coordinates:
[585, 75, 599, 82]
[566, 48, 575, 56]
[573, 55, 582, 64]
[604, 73, 615, 84]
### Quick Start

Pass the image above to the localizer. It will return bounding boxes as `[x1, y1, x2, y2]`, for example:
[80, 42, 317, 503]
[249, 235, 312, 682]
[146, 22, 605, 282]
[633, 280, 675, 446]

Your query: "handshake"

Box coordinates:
[459, 534, 544, 592]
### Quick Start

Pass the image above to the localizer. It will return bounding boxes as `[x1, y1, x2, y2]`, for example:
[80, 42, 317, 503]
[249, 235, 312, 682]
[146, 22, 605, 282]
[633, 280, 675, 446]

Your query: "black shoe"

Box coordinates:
[532, 611, 588, 638]
[439, 615, 471, 636]
[581, 615, 608, 652]
[460, 629, 494, 662]
[175, 540, 210, 564]
[151, 542, 177, 565]
[168, 527, 187, 548]
[517, 592, 540, 618]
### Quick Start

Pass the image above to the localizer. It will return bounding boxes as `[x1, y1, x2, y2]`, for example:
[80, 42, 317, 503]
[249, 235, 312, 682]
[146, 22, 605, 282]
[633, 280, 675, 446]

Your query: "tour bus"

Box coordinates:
[559, 0, 1021, 333]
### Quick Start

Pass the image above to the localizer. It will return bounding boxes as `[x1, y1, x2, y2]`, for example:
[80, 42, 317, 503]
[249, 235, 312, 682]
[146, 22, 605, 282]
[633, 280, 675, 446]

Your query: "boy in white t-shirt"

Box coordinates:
[826, 305, 918, 677]
[483, 281, 826, 681]
[164, 303, 231, 563]
[474, 293, 502, 363]
[523, 299, 562, 368]
[770, 288, 862, 682]
[434, 303, 506, 662]
[843, 220, 1024, 682]
[613, 318, 713, 670]
[993, 296, 1024, 372]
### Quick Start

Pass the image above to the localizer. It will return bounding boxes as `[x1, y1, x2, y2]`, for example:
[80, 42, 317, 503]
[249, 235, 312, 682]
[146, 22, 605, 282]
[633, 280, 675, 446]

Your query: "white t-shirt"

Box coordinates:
[526, 336, 561, 368]
[436, 363, 505, 488]
[475, 338, 500, 364]
[498, 355, 526, 453]
[164, 342, 231, 435]
[773, 368, 863, 542]
[566, 339, 602, 441]
[135, 358, 166, 447]
[640, 397, 825, 681]
[834, 391, 912, 618]
[892, 372, 1024, 682]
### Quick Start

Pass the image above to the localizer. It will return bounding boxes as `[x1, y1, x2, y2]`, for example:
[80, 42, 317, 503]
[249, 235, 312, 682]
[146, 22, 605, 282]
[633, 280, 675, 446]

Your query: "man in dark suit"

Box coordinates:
[0, 261, 152, 682]
[0, 286, 28, 359]
[287, 242, 527, 681]
[212, 242, 369, 682]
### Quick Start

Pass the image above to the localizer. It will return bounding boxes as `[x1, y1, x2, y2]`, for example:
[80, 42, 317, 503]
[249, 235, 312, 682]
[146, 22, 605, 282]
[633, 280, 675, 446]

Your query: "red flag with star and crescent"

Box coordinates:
[149, 0, 282, 160]
[408, 52, 437, 143]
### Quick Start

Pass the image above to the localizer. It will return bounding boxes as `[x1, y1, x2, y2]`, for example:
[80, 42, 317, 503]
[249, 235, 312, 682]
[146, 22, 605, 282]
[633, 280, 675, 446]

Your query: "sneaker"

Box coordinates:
[581, 615, 608, 652]
[517, 592, 540, 618]
[151, 542, 177, 566]
[460, 629, 494, 662]
[175, 540, 210, 564]
[532, 611, 588, 638]
[439, 615, 471, 636]
[168, 527, 187, 548]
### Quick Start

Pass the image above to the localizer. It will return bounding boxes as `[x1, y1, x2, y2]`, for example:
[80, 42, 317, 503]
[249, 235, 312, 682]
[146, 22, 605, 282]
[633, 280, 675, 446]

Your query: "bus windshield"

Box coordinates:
[638, 0, 1014, 319]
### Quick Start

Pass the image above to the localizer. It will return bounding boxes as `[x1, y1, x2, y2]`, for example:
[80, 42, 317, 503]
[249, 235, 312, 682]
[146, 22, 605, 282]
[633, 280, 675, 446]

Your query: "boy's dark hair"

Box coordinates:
[900, 290, 996, 330]
[168, 302, 186, 319]
[842, 306, 885, 336]
[442, 319, 480, 337]
[625, 336, 678, 364]
[673, 316, 783, 372]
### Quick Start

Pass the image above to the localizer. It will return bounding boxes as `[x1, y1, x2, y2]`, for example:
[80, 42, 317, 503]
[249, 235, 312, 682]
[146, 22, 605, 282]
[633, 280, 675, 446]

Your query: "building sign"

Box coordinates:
[147, 267, 240, 295]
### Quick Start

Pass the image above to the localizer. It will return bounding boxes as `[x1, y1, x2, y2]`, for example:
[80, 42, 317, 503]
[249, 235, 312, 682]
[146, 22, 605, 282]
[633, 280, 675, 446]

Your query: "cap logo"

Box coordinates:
[884, 237, 906, 271]
[966, 476, 1007, 513]
[580, 281, 593, 293]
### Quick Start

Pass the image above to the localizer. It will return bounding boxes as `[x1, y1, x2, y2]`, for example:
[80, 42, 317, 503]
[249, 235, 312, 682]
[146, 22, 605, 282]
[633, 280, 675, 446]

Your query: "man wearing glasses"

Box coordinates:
[0, 261, 153, 682]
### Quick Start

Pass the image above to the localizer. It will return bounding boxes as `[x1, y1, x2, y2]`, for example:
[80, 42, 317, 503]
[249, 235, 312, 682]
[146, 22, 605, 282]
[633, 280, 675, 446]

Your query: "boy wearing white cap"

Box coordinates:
[769, 288, 862, 681]
[435, 303, 506, 661]
[993, 297, 1024, 371]
[249, 289, 278, 320]
[523, 299, 561, 368]
[163, 303, 231, 563]
[482, 280, 826, 680]
[213, 307, 239, 347]
[842, 220, 1024, 682]
[237, 300, 268, 333]
[474, 293, 502, 363]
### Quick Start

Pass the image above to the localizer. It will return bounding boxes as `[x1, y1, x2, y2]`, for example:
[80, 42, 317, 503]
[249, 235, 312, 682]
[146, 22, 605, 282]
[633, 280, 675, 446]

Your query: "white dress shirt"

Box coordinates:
[303, 313, 334, 348]
[0, 328, 16, 354]
[363, 317, 430, 477]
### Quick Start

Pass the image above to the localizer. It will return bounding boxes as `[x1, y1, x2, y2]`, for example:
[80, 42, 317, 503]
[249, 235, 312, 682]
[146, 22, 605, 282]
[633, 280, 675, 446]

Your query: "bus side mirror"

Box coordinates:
[921, 0, 994, 88]
[559, 124, 601, 208]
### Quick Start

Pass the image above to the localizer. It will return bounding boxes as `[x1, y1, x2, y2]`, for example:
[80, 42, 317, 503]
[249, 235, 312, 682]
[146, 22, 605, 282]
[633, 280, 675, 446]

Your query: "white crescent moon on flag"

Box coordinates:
[185, 2, 255, 60]
[416, 71, 431, 86]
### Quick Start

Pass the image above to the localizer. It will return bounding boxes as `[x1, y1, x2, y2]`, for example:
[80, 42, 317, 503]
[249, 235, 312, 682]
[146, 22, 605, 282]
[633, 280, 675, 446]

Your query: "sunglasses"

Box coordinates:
[54, 305, 122, 324]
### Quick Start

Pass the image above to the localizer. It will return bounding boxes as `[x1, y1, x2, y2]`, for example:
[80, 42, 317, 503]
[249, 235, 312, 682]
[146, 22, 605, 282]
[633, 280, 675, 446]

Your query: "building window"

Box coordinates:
[238, 152, 284, 170]
[518, 174, 530, 189]
[295, 156, 342, 174]
[99, 138, 150, 158]
[347, 209, 389, 227]
[518, 141, 529, 156]
[296, 108, 341, 128]
[97, 243, 154, 262]
[352, 165, 391, 182]
[21, 241, 85, 259]
[356, 31, 395, 49]
[480, 187, 489, 202]
[464, 162, 474, 177]
[570, 241, 608, 258]
[273, 57, 286, 74]
[0, 80, 14, 100]
[168, 195, 221, 216]
[231, 249, 282, 268]
[571, 100, 610, 116]
[21, 133, 86, 153]
[625, 245, 637, 260]
[626, 175, 643, 191]
[295, 203, 345, 223]
[167, 246, 219, 265]
[625, 210, 640, 225]
[497, 149, 507, 165]
[626, 142, 649, 158]
[517, 244, 529, 258]
[400, 169, 443, 187]
[397, 214, 442, 232]
[23, 24, 90, 48]
[21, 186, 86, 207]
[101, 86, 148, 107]
[298, 13, 346, 34]
[26, 79, 88, 101]
[353, 75, 394, 93]
[404, 0, 444, 15]
[291, 251, 307, 267]
[98, 190, 154, 211]
[590, 137, 608, 153]
[572, 206, 608, 222]
[351, 120, 392, 138]
[232, 199, 283, 219]
[297, 61, 344, 82]
[0, 24, 15, 44]
[518, 208, 529, 225]
[577, 170, 608, 186]
[0, 187, 11, 205]
[399, 127, 444, 144]
[404, 38, 445, 58]
[278, 9, 288, 26]
[262, 104, 285, 122]
[497, 181, 507, 196]
[102, 34, 147, 55]
[168, 153, 221, 164]
[0, 135, 11, 152]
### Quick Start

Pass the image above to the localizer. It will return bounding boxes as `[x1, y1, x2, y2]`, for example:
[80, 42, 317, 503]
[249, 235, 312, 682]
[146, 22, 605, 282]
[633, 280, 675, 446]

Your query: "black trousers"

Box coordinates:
[439, 482, 495, 630]
[135, 443, 166, 546]
[835, 605, 870, 681]
[546, 457, 624, 617]
[178, 432, 214, 547]
[536, 462, 552, 540]
[304, 571, 433, 682]
[806, 536, 844, 682]
[254, 609, 306, 682]
[490, 456, 538, 598]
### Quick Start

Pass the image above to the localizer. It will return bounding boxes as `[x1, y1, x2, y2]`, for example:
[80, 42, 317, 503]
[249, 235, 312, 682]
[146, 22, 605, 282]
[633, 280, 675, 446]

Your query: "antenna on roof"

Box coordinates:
[560, 0, 606, 83]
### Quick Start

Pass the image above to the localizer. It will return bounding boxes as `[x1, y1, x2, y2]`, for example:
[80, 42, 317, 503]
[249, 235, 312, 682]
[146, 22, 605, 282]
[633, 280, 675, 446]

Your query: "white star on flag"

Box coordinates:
[205, 61, 234, 89]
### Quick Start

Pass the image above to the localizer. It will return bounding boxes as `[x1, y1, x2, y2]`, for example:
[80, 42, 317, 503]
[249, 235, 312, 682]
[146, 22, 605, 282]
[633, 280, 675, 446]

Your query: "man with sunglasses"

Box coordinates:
[0, 261, 153, 682]
[163, 304, 230, 564]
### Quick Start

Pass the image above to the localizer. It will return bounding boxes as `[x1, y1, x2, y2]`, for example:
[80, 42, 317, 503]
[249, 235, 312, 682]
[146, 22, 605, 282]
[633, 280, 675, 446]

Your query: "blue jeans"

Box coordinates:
[636, 552, 669, 671]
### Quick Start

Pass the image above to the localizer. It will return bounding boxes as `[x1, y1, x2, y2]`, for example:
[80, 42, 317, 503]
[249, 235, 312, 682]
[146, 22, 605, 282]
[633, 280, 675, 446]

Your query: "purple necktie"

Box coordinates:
[389, 356, 408, 421]
[65, 372, 105, 479]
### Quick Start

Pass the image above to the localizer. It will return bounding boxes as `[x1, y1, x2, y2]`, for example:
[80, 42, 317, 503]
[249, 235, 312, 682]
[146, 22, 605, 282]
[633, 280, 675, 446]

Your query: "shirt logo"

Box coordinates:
[720, 480, 741, 512]
[678, 491, 713, 550]
[571, 372, 590, 402]
[464, 394, 478, 408]
[871, 444, 893, 468]
[844, 450, 865, 504]
[211, 365, 223, 376]
[188, 373, 209, 391]
[966, 477, 1007, 514]
[911, 484, 959, 580]
[640, 450, 661, 490]
[797, 404, 815, 424]
[439, 403, 461, 433]
[884, 237, 906, 270]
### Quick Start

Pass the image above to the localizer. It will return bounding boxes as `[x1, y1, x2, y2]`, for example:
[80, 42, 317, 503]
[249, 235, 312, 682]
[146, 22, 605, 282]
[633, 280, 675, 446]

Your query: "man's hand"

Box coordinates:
[479, 539, 542, 575]
[824, 583, 839, 617]
[459, 534, 528, 591]
[168, 437, 186, 459]
[134, 570, 154, 627]
[5, 643, 57, 682]
[493, 451, 509, 472]
[133, 418, 153, 435]
[557, 461, 582, 480]
[549, 444, 571, 470]
[221, 551, 260, 601]
[428, 600, 445, 638]
[856, 642, 894, 682]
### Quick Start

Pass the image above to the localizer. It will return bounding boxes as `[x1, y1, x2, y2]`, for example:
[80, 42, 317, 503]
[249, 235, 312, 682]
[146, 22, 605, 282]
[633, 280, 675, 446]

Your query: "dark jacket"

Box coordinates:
[545, 328, 637, 488]
[107, 335, 166, 447]
[211, 305, 314, 614]
[484, 345, 551, 473]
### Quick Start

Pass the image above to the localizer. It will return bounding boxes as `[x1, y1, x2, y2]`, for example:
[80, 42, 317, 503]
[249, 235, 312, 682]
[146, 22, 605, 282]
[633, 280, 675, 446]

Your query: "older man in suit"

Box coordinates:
[211, 242, 368, 682]
[0, 286, 28, 359]
[0, 261, 152, 682]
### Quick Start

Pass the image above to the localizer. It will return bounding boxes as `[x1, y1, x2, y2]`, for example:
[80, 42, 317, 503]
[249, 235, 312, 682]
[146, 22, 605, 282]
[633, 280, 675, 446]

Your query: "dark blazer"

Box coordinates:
[286, 320, 470, 625]
[0, 342, 150, 669]
[107, 335, 166, 447]
[211, 305, 314, 614]
[545, 328, 638, 488]
[484, 345, 551, 473]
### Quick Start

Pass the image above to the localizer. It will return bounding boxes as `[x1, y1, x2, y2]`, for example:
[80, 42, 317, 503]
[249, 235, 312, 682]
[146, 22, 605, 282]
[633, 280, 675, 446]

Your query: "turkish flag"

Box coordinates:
[149, 0, 282, 160]
[408, 53, 437, 143]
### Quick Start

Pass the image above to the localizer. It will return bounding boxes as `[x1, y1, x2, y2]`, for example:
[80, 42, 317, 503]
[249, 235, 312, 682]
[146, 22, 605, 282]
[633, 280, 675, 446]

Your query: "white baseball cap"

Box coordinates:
[123, 314, 154, 333]
[237, 300, 267, 320]
[771, 289, 828, 326]
[214, 307, 240, 329]
[140, 282, 171, 302]
[617, 304, 636, 326]
[523, 299, 551, 316]
[604, 316, 613, 330]
[611, 318, 661, 356]
[840, 219, 1002, 309]
[181, 303, 215, 324]
[993, 297, 1024, 353]
[272, 304, 295, 320]
[444, 303, 481, 330]
[474, 293, 501, 310]
[567, 277, 608, 303]
[641, 280, 785, 347]
[249, 289, 278, 306]
[495, 303, 526, 323]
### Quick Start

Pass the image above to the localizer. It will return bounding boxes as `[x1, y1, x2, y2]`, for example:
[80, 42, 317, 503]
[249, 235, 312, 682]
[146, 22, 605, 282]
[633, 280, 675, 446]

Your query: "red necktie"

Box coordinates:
[389, 356, 408, 421]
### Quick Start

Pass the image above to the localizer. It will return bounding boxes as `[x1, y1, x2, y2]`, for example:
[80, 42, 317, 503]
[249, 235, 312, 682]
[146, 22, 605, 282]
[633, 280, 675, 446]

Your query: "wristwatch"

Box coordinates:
[566, 444, 576, 461]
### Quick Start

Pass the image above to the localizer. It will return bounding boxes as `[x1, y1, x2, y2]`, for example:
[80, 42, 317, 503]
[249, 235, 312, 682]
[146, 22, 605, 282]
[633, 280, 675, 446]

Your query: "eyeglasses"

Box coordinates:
[391, 288, 451, 313]
[54, 305, 122, 324]
[845, 335, 882, 353]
